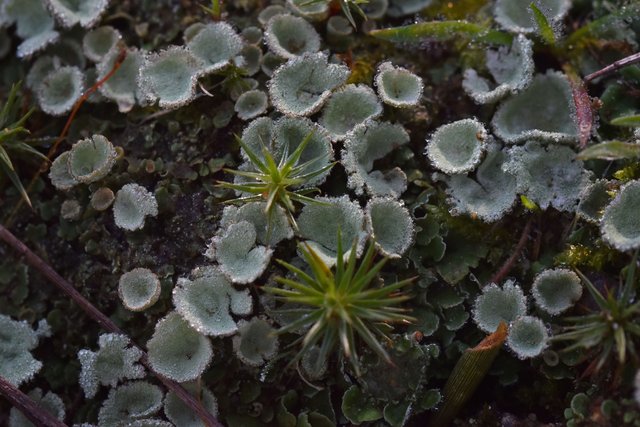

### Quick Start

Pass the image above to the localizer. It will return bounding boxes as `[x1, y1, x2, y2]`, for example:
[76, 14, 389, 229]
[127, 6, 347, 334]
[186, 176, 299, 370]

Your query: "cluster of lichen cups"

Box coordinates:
[2, 0, 640, 425]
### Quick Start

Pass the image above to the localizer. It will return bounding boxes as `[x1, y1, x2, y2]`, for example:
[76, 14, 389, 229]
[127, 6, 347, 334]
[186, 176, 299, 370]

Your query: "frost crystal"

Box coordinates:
[37, 66, 85, 116]
[506, 316, 549, 359]
[78, 333, 145, 399]
[234, 89, 268, 120]
[269, 53, 350, 116]
[68, 134, 117, 184]
[232, 318, 279, 367]
[173, 266, 253, 337]
[426, 118, 487, 174]
[0, 314, 44, 386]
[463, 34, 534, 104]
[442, 143, 517, 222]
[503, 141, 591, 212]
[9, 388, 65, 427]
[601, 180, 640, 251]
[98, 47, 144, 113]
[147, 312, 213, 382]
[494, 0, 570, 34]
[532, 269, 582, 315]
[45, 0, 110, 28]
[365, 198, 415, 258]
[118, 268, 161, 312]
[473, 281, 527, 334]
[265, 14, 321, 59]
[113, 183, 158, 231]
[577, 179, 611, 224]
[49, 151, 79, 191]
[211, 220, 273, 284]
[2, 0, 60, 58]
[186, 22, 244, 75]
[82, 26, 121, 62]
[138, 46, 203, 109]
[320, 84, 383, 141]
[341, 120, 409, 198]
[97, 381, 163, 427]
[375, 62, 423, 108]
[297, 195, 366, 266]
[218, 203, 294, 247]
[492, 71, 578, 144]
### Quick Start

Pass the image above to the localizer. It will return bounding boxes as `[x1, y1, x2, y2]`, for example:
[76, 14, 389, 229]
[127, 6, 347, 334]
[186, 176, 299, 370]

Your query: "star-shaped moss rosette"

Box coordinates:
[218, 129, 335, 230]
[264, 234, 416, 375]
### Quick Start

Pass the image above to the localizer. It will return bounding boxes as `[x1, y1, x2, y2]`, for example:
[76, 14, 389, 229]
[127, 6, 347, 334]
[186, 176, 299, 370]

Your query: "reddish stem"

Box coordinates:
[5, 48, 128, 227]
[0, 376, 67, 427]
[0, 224, 223, 427]
[489, 217, 534, 285]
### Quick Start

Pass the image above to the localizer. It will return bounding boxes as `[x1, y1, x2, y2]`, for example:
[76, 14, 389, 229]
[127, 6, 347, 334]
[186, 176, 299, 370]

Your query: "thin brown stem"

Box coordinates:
[0, 376, 67, 426]
[489, 216, 534, 285]
[5, 48, 128, 228]
[0, 224, 223, 427]
[584, 51, 640, 83]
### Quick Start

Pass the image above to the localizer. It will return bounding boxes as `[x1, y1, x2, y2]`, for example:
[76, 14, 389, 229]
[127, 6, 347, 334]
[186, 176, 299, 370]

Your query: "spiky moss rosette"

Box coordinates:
[375, 61, 423, 108]
[238, 116, 334, 187]
[146, 312, 213, 382]
[473, 281, 527, 333]
[601, 180, 640, 251]
[67, 134, 117, 184]
[426, 118, 487, 174]
[506, 315, 549, 359]
[118, 268, 162, 312]
[265, 14, 321, 59]
[532, 269, 582, 315]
